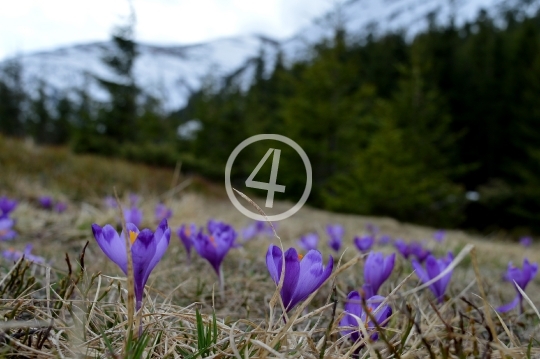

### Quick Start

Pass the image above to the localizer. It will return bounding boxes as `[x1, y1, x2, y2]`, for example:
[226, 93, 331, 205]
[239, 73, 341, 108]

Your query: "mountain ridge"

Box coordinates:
[2, 0, 537, 111]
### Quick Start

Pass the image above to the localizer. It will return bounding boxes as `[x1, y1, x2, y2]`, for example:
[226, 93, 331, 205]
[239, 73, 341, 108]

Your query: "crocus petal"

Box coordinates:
[362, 284, 375, 299]
[266, 244, 282, 284]
[364, 252, 383, 292]
[522, 258, 538, 288]
[364, 295, 392, 340]
[339, 291, 363, 342]
[281, 248, 301, 309]
[289, 250, 333, 309]
[367, 295, 392, 325]
[92, 224, 128, 274]
[438, 253, 454, 297]
[131, 229, 157, 309]
[394, 240, 409, 258]
[382, 253, 396, 281]
[143, 219, 170, 285]
[0, 218, 14, 230]
[497, 296, 520, 313]
[412, 260, 429, 285]
[425, 255, 444, 300]
[364, 252, 395, 296]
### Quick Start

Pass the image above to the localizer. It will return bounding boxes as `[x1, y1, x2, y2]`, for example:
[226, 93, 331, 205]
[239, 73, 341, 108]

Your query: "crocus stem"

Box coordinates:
[219, 266, 224, 299]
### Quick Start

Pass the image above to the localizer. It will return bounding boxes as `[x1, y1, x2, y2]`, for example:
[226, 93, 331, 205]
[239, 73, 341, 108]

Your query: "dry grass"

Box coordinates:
[1, 136, 539, 358]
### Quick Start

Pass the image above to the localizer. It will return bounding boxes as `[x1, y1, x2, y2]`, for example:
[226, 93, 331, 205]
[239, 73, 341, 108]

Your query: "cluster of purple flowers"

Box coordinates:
[1, 195, 47, 264]
[38, 196, 67, 213]
[104, 193, 174, 228]
[0, 196, 18, 241]
[241, 220, 275, 242]
[3, 244, 45, 264]
[264, 224, 396, 345]
[337, 251, 395, 345]
[89, 209, 536, 352]
[394, 239, 431, 262]
[92, 215, 240, 308]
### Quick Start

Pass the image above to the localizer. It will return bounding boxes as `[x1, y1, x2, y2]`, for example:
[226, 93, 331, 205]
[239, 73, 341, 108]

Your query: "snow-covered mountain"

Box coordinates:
[2, 0, 538, 111]
[13, 36, 280, 111]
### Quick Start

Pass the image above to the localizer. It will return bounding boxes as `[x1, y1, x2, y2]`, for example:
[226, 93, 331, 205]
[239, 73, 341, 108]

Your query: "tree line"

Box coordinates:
[1, 6, 540, 233]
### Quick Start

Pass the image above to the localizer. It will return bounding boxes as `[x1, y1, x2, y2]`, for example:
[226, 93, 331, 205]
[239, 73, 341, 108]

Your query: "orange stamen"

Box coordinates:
[209, 235, 216, 247]
[129, 231, 138, 244]
[298, 253, 304, 260]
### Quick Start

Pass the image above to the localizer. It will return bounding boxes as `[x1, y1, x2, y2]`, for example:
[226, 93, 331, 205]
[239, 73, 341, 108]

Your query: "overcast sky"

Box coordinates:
[0, 0, 338, 60]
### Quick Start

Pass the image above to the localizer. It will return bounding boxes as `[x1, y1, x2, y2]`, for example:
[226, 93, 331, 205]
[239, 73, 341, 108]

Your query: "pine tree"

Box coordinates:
[0, 59, 26, 137]
[96, 12, 139, 142]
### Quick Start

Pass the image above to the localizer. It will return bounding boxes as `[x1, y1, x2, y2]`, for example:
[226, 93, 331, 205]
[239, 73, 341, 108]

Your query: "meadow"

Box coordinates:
[0, 135, 539, 358]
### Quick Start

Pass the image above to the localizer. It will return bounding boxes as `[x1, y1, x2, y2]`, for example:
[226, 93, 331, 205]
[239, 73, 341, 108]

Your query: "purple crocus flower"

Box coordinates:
[207, 219, 239, 247]
[298, 233, 319, 251]
[498, 258, 538, 313]
[519, 236, 533, 247]
[3, 244, 45, 264]
[340, 292, 392, 343]
[91, 219, 171, 310]
[433, 230, 446, 242]
[192, 221, 237, 279]
[362, 252, 395, 298]
[266, 245, 333, 311]
[0, 218, 17, 241]
[39, 196, 53, 209]
[155, 203, 172, 222]
[394, 239, 410, 259]
[129, 193, 140, 207]
[104, 196, 118, 209]
[54, 201, 67, 213]
[177, 223, 196, 261]
[241, 222, 259, 241]
[409, 242, 431, 263]
[354, 235, 375, 253]
[378, 234, 392, 246]
[412, 252, 454, 303]
[124, 207, 143, 228]
[0, 196, 17, 218]
[326, 224, 345, 252]
[241, 221, 274, 241]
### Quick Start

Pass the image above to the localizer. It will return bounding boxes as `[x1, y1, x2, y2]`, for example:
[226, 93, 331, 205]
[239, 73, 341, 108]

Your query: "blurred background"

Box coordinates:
[1, 0, 540, 234]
